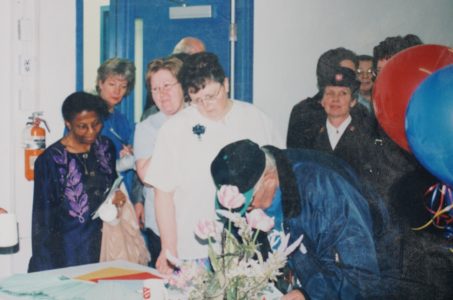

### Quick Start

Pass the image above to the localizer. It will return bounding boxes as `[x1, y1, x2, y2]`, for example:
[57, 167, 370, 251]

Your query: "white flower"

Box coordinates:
[246, 209, 275, 232]
[194, 218, 218, 240]
[277, 232, 304, 256]
[167, 208, 303, 299]
[217, 185, 246, 209]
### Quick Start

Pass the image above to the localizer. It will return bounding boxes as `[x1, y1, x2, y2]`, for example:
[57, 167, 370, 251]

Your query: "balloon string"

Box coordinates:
[424, 183, 439, 209]
[425, 184, 453, 223]
[413, 184, 453, 231]
[413, 203, 453, 231]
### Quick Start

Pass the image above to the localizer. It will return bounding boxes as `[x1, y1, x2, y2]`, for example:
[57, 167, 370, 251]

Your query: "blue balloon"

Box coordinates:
[406, 64, 453, 187]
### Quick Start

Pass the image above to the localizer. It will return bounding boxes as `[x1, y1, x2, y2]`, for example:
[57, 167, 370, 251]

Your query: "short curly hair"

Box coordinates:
[316, 47, 358, 89]
[62, 91, 109, 122]
[178, 52, 226, 96]
[373, 34, 423, 69]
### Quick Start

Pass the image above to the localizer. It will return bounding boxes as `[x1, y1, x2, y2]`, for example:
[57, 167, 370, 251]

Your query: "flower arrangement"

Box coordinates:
[167, 185, 302, 299]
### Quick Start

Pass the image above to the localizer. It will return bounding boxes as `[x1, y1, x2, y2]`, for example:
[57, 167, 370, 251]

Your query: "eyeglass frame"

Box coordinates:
[150, 81, 179, 95]
[190, 83, 224, 105]
[356, 68, 374, 77]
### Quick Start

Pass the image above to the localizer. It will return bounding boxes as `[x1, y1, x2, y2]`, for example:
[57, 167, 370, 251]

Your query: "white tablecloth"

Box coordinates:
[0, 260, 282, 300]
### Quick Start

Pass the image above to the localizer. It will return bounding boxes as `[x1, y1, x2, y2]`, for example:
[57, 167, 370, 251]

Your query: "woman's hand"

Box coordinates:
[119, 145, 133, 158]
[0, 207, 7, 214]
[111, 190, 127, 208]
[154, 189, 177, 275]
[134, 202, 145, 228]
[156, 249, 176, 275]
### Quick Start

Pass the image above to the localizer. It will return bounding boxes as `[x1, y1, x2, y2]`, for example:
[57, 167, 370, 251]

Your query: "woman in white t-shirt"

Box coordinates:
[144, 52, 283, 274]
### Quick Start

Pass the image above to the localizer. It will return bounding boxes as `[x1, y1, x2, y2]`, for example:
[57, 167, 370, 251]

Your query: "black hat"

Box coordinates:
[211, 140, 265, 214]
[321, 66, 360, 94]
[212, 139, 265, 189]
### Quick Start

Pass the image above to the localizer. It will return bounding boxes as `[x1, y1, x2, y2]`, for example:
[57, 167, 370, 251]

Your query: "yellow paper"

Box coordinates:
[75, 267, 142, 281]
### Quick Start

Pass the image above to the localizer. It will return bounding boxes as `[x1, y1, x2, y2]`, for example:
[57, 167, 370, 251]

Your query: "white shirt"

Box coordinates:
[326, 115, 352, 150]
[144, 100, 283, 259]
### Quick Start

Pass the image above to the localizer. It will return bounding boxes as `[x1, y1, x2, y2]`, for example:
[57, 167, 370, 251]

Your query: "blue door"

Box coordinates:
[78, 0, 253, 123]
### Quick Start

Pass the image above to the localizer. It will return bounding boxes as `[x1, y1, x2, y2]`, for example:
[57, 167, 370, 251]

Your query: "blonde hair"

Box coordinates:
[96, 57, 135, 95]
[145, 56, 183, 93]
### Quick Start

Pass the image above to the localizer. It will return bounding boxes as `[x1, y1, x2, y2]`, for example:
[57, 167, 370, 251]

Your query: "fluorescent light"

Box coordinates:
[169, 5, 212, 19]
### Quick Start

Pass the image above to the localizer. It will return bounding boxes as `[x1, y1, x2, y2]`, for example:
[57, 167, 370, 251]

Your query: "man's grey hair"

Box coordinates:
[253, 147, 277, 191]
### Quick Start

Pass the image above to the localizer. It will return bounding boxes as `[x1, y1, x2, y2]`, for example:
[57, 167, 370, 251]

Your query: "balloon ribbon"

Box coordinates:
[412, 183, 453, 240]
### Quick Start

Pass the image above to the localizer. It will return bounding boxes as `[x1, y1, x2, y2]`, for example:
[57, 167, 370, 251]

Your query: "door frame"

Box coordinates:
[76, 0, 254, 119]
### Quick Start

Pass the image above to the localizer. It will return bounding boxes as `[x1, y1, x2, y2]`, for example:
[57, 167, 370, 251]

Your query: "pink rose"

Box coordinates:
[246, 209, 275, 232]
[194, 219, 218, 240]
[217, 185, 245, 210]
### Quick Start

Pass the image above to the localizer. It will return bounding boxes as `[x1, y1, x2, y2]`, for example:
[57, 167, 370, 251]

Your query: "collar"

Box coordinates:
[326, 115, 352, 149]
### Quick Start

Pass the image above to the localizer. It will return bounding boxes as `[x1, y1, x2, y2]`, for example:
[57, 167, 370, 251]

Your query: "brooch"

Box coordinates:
[192, 124, 206, 140]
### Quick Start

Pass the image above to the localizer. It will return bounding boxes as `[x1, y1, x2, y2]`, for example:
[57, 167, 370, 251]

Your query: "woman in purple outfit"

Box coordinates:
[28, 92, 126, 272]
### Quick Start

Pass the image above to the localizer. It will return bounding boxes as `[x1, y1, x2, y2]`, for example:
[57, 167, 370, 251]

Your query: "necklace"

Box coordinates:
[75, 152, 96, 177]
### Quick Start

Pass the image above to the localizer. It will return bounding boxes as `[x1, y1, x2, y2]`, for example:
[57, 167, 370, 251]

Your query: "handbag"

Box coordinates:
[99, 183, 151, 265]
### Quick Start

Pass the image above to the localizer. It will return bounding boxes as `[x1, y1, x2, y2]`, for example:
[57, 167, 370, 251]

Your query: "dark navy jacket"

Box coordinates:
[264, 146, 387, 299]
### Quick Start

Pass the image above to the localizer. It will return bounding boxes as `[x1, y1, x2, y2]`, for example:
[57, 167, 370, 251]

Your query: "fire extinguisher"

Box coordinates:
[23, 112, 50, 181]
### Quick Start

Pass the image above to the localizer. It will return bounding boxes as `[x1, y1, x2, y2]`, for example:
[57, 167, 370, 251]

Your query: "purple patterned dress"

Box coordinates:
[28, 136, 117, 272]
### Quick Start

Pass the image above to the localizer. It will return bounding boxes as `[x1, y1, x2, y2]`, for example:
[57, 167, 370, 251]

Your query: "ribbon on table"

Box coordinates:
[412, 183, 453, 239]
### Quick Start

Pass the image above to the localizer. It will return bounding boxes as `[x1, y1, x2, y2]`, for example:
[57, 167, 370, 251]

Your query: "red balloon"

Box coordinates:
[373, 44, 453, 151]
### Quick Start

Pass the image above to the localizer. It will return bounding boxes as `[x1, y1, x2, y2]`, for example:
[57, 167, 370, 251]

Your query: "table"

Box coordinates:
[0, 260, 282, 299]
[0, 261, 154, 300]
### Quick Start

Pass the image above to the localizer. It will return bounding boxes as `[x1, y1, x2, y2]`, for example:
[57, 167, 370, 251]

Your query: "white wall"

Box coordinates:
[0, 0, 75, 277]
[0, 0, 14, 278]
[0, 0, 452, 277]
[254, 0, 453, 138]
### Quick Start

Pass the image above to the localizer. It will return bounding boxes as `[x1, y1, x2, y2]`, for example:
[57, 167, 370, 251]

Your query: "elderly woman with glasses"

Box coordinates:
[133, 56, 186, 267]
[143, 52, 283, 274]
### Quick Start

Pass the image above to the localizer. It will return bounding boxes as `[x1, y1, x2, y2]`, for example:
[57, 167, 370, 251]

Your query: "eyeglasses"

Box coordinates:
[191, 84, 224, 105]
[356, 68, 373, 76]
[151, 81, 179, 95]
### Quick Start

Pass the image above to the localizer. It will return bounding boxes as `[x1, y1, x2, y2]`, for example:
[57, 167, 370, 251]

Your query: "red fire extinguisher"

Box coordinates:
[24, 112, 50, 181]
